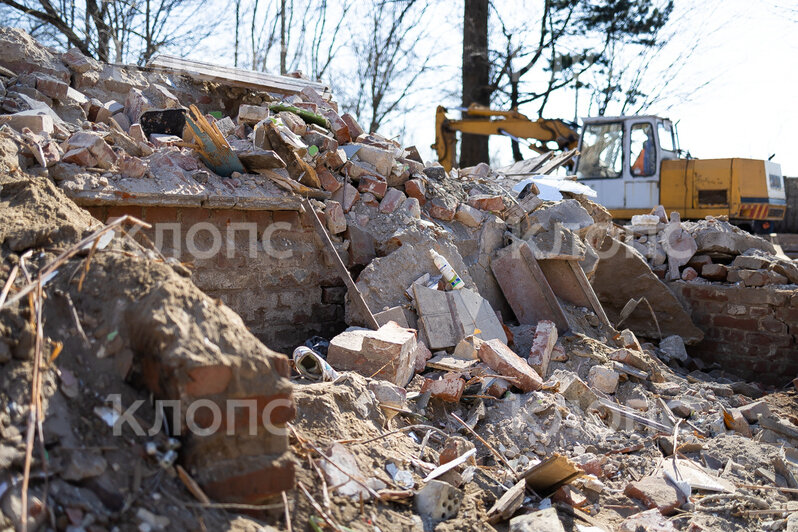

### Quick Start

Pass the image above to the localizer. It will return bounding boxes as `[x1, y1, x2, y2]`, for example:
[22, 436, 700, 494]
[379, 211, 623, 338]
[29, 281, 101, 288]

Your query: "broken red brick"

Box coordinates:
[341, 113, 365, 139]
[331, 182, 360, 212]
[413, 340, 432, 373]
[404, 178, 426, 205]
[358, 175, 387, 199]
[379, 188, 406, 214]
[322, 109, 351, 144]
[681, 267, 698, 281]
[467, 194, 504, 212]
[317, 166, 342, 192]
[326, 322, 417, 387]
[324, 200, 347, 234]
[427, 197, 457, 221]
[421, 372, 465, 402]
[478, 338, 543, 392]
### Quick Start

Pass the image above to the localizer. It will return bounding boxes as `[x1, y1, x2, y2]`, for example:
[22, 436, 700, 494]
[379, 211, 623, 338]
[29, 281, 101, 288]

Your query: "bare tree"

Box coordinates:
[342, 0, 436, 134]
[461, 0, 490, 167]
[243, 0, 351, 80]
[586, 1, 724, 116]
[0, 0, 212, 65]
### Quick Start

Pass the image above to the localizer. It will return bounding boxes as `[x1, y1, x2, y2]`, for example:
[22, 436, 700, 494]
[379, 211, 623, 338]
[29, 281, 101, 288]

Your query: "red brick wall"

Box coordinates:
[670, 281, 798, 386]
[86, 205, 347, 353]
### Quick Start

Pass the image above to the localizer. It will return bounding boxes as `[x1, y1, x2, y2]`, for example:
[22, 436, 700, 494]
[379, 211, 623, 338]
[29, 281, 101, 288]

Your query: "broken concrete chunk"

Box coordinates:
[427, 196, 457, 221]
[413, 285, 507, 350]
[0, 111, 54, 135]
[738, 400, 770, 423]
[590, 235, 703, 344]
[326, 322, 417, 387]
[478, 338, 542, 392]
[509, 508, 565, 532]
[238, 104, 270, 125]
[624, 475, 686, 515]
[587, 365, 619, 394]
[467, 194, 504, 213]
[723, 408, 752, 437]
[529, 199, 594, 231]
[619, 508, 677, 532]
[659, 335, 688, 362]
[453, 335, 483, 361]
[688, 217, 776, 256]
[454, 203, 484, 228]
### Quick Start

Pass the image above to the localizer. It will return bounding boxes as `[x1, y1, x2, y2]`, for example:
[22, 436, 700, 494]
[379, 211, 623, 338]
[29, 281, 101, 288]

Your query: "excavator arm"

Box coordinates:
[432, 104, 579, 172]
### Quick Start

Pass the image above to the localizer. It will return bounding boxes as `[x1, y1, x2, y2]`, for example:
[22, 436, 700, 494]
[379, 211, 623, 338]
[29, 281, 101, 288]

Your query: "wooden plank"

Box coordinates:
[147, 55, 330, 97]
[566, 259, 612, 328]
[302, 199, 378, 330]
[519, 454, 583, 498]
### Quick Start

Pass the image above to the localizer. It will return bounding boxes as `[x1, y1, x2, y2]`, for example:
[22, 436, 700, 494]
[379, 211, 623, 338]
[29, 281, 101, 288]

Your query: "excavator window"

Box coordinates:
[576, 122, 624, 179]
[658, 122, 675, 152]
[630, 123, 656, 177]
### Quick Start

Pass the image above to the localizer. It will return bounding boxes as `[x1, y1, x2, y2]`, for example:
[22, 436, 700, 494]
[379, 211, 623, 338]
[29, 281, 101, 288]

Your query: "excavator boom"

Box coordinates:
[432, 104, 579, 172]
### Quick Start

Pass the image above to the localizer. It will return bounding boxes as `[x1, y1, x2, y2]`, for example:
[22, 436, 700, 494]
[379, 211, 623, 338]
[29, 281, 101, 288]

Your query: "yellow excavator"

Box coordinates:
[433, 105, 787, 231]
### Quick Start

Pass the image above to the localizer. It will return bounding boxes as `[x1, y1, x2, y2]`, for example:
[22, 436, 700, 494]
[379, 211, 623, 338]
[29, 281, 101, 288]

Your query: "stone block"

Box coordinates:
[0, 111, 53, 134]
[327, 322, 417, 386]
[413, 340, 432, 373]
[361, 192, 379, 207]
[558, 372, 598, 410]
[478, 338, 542, 392]
[238, 104, 270, 125]
[62, 47, 97, 73]
[119, 154, 147, 178]
[681, 266, 698, 281]
[379, 187, 406, 213]
[587, 365, 619, 394]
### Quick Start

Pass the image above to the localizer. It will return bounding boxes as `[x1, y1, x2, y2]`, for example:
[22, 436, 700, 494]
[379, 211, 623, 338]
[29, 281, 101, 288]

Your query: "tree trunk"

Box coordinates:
[510, 77, 522, 161]
[280, 0, 287, 74]
[460, 0, 490, 168]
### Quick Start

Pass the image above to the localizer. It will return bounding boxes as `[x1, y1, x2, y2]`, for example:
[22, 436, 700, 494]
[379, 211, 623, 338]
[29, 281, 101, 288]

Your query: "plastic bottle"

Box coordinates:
[429, 249, 464, 290]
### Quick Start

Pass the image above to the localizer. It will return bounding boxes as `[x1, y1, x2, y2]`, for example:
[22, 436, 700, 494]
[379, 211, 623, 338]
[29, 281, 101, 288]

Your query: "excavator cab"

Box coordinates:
[575, 116, 680, 212]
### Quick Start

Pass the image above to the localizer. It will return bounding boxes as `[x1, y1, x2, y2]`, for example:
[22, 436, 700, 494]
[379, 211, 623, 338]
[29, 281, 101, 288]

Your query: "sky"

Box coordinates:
[188, 0, 797, 175]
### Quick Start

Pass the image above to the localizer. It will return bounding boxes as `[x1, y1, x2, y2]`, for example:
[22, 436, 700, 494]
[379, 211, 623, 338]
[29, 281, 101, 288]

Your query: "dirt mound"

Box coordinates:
[0, 174, 290, 530]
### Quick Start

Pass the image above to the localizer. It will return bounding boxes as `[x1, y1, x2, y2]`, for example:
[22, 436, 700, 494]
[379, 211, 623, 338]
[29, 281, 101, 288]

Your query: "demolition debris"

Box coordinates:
[0, 25, 797, 532]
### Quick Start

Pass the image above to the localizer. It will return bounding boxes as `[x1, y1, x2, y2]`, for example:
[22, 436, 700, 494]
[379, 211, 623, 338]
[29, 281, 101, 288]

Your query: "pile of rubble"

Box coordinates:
[626, 210, 798, 287]
[0, 26, 797, 532]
